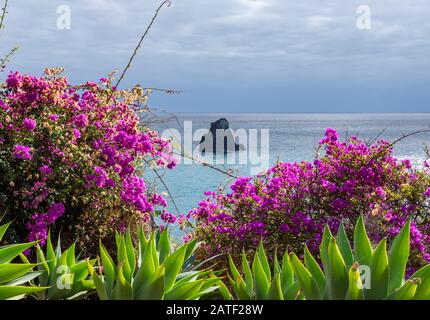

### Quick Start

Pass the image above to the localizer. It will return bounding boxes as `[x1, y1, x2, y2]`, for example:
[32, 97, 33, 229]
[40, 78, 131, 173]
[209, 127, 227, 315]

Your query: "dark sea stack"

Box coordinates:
[199, 118, 245, 153]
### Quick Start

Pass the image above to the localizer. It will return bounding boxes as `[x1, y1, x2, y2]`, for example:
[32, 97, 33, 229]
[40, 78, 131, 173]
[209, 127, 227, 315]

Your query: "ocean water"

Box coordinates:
[149, 113, 430, 216]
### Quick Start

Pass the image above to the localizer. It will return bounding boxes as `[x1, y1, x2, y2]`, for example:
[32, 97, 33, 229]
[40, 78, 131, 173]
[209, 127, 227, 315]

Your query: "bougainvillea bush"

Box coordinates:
[0, 69, 176, 255]
[191, 128, 430, 271]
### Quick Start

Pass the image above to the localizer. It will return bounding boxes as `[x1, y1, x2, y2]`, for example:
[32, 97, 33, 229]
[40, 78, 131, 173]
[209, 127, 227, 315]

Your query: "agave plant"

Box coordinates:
[225, 243, 300, 300]
[88, 228, 221, 300]
[28, 231, 95, 300]
[0, 221, 47, 300]
[290, 216, 430, 300]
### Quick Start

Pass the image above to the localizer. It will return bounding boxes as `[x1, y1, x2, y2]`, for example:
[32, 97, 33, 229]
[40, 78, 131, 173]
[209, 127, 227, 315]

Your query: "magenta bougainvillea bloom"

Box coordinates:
[39, 165, 52, 176]
[0, 69, 176, 249]
[13, 144, 32, 160]
[23, 118, 37, 131]
[191, 128, 430, 270]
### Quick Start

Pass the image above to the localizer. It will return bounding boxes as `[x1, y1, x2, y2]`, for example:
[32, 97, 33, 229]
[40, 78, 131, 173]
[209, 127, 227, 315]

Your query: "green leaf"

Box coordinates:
[164, 280, 204, 300]
[0, 263, 37, 284]
[388, 220, 410, 293]
[163, 244, 186, 292]
[46, 232, 56, 273]
[413, 266, 430, 300]
[184, 238, 198, 262]
[290, 252, 321, 300]
[345, 263, 364, 300]
[66, 242, 76, 266]
[135, 265, 165, 300]
[368, 239, 389, 300]
[280, 251, 294, 293]
[0, 242, 36, 264]
[157, 228, 170, 264]
[0, 285, 48, 300]
[326, 238, 349, 300]
[99, 242, 115, 290]
[304, 245, 325, 293]
[241, 250, 253, 296]
[353, 216, 373, 266]
[283, 281, 301, 300]
[252, 253, 270, 300]
[386, 279, 418, 300]
[320, 225, 334, 272]
[257, 241, 271, 282]
[125, 228, 136, 276]
[117, 236, 132, 283]
[336, 222, 354, 269]
[0, 222, 12, 243]
[216, 279, 232, 300]
[112, 264, 132, 300]
[267, 273, 284, 300]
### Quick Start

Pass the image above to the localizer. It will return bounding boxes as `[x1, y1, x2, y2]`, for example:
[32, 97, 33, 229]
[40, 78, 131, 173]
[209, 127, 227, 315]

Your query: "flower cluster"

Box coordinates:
[191, 129, 430, 269]
[0, 70, 176, 251]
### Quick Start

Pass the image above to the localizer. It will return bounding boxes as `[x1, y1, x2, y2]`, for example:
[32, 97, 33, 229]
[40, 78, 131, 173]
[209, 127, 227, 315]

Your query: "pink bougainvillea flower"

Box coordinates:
[23, 118, 37, 131]
[13, 144, 32, 160]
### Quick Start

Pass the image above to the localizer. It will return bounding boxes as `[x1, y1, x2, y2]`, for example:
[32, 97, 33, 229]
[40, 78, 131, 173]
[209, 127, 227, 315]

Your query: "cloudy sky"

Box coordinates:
[1, 0, 430, 112]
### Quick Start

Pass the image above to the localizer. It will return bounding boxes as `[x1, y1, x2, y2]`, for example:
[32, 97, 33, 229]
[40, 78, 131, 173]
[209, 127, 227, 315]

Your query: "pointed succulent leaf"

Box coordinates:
[388, 220, 410, 293]
[353, 216, 373, 266]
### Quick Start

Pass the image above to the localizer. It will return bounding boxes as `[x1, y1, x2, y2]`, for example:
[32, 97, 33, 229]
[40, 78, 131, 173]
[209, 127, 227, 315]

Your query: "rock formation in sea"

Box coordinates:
[199, 118, 245, 153]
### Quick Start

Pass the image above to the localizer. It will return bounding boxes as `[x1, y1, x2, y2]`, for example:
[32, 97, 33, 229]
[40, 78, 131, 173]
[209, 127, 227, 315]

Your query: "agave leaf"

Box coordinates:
[327, 238, 349, 300]
[241, 250, 253, 296]
[267, 273, 284, 300]
[304, 245, 325, 293]
[388, 220, 410, 293]
[71, 259, 93, 282]
[0, 285, 48, 300]
[252, 253, 270, 300]
[228, 255, 242, 283]
[0, 222, 12, 243]
[163, 244, 186, 292]
[36, 245, 50, 286]
[216, 279, 232, 300]
[157, 228, 170, 264]
[283, 281, 301, 300]
[290, 252, 321, 300]
[0, 264, 37, 284]
[0, 242, 36, 264]
[116, 236, 132, 283]
[99, 242, 115, 289]
[413, 266, 430, 300]
[320, 225, 334, 273]
[257, 241, 271, 282]
[46, 232, 56, 273]
[66, 242, 76, 266]
[184, 238, 198, 262]
[386, 279, 418, 300]
[345, 263, 364, 300]
[112, 264, 132, 300]
[336, 222, 354, 269]
[87, 260, 108, 300]
[368, 239, 389, 300]
[164, 279, 204, 300]
[353, 216, 373, 266]
[135, 265, 165, 300]
[7, 271, 42, 286]
[280, 251, 294, 292]
[125, 228, 136, 276]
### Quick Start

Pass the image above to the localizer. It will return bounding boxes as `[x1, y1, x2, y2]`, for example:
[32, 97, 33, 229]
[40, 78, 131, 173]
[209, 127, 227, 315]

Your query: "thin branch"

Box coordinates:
[143, 159, 180, 215]
[141, 87, 182, 94]
[0, 0, 8, 32]
[106, 0, 172, 104]
[0, 45, 17, 69]
[369, 129, 430, 162]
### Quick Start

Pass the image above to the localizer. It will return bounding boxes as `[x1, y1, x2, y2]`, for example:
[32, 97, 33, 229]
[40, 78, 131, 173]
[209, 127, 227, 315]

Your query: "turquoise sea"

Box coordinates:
[149, 113, 430, 216]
